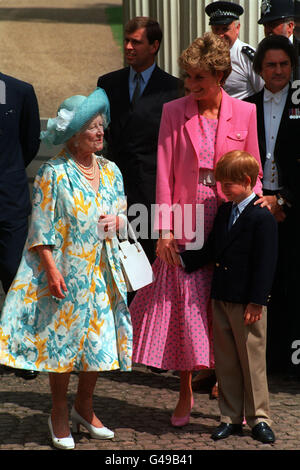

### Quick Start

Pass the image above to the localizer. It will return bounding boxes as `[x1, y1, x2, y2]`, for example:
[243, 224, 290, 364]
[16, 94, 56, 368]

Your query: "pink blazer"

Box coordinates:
[154, 89, 263, 244]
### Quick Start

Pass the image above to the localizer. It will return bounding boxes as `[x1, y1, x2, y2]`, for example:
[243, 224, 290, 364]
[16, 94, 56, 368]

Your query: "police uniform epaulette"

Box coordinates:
[241, 46, 255, 62]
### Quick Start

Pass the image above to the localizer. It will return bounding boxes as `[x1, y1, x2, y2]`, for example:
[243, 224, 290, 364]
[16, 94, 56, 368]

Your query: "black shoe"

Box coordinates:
[211, 423, 243, 440]
[15, 369, 39, 380]
[0, 365, 14, 375]
[251, 422, 275, 444]
[147, 366, 168, 374]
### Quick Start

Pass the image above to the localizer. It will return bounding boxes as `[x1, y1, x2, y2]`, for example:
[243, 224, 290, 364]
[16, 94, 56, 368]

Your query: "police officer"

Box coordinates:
[258, 0, 295, 38]
[205, 1, 264, 99]
[258, 0, 299, 79]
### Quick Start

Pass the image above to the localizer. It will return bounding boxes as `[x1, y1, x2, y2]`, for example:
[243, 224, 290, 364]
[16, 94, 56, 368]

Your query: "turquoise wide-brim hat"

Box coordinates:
[40, 87, 110, 146]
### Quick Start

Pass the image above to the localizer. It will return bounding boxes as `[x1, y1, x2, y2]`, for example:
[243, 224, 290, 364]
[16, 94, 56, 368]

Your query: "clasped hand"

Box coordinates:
[97, 214, 122, 239]
[156, 231, 182, 267]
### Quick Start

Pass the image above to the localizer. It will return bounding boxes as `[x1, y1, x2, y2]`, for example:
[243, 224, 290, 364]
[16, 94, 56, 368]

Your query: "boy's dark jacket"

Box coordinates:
[181, 196, 278, 306]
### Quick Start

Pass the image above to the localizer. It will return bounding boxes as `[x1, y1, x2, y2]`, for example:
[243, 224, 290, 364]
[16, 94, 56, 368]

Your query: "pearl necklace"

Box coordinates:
[75, 156, 97, 180]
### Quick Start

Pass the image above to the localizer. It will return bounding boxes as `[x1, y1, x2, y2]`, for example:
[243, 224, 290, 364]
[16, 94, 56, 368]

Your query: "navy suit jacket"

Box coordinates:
[181, 196, 278, 306]
[0, 73, 40, 221]
[97, 65, 182, 209]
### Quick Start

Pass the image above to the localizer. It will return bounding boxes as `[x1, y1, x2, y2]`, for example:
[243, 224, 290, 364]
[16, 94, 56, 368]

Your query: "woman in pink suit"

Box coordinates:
[130, 33, 262, 426]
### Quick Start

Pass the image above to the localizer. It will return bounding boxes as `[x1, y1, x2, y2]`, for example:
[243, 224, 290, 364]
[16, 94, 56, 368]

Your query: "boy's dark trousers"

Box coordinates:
[212, 300, 271, 427]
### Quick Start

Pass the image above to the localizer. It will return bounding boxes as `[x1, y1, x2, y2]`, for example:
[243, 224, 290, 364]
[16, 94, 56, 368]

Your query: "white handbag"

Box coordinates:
[118, 222, 155, 292]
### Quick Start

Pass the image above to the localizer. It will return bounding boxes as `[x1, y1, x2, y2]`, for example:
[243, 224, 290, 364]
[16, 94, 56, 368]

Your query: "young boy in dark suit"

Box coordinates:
[181, 150, 278, 444]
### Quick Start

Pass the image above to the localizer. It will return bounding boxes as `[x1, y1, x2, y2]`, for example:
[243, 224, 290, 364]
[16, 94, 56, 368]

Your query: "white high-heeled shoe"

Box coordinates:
[71, 406, 114, 440]
[48, 416, 75, 450]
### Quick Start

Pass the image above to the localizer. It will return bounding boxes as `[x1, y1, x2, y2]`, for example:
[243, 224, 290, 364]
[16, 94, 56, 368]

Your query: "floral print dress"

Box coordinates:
[0, 148, 132, 373]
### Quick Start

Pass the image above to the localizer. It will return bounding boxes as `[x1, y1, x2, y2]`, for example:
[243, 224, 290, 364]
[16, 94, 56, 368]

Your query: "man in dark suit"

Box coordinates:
[245, 35, 300, 379]
[181, 150, 277, 443]
[97, 17, 182, 265]
[0, 72, 40, 379]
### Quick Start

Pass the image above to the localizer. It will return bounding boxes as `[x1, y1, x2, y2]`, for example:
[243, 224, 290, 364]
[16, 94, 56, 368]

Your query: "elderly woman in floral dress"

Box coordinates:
[0, 88, 132, 450]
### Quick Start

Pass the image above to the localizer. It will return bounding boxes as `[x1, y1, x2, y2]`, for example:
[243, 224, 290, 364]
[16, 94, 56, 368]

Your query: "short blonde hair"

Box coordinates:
[179, 32, 232, 85]
[215, 151, 259, 188]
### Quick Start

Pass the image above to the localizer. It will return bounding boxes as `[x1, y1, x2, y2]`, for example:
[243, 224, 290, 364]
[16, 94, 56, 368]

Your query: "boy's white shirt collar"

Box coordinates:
[235, 192, 256, 214]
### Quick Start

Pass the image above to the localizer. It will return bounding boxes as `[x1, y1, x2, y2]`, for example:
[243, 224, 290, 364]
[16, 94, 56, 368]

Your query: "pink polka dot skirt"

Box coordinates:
[130, 183, 218, 371]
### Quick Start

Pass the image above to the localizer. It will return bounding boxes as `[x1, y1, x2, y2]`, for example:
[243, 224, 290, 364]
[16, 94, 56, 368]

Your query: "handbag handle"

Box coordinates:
[126, 220, 138, 243]
[118, 218, 142, 253]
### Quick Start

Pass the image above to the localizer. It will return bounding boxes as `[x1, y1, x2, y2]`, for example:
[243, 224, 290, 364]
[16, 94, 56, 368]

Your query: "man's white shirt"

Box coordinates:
[263, 84, 289, 191]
